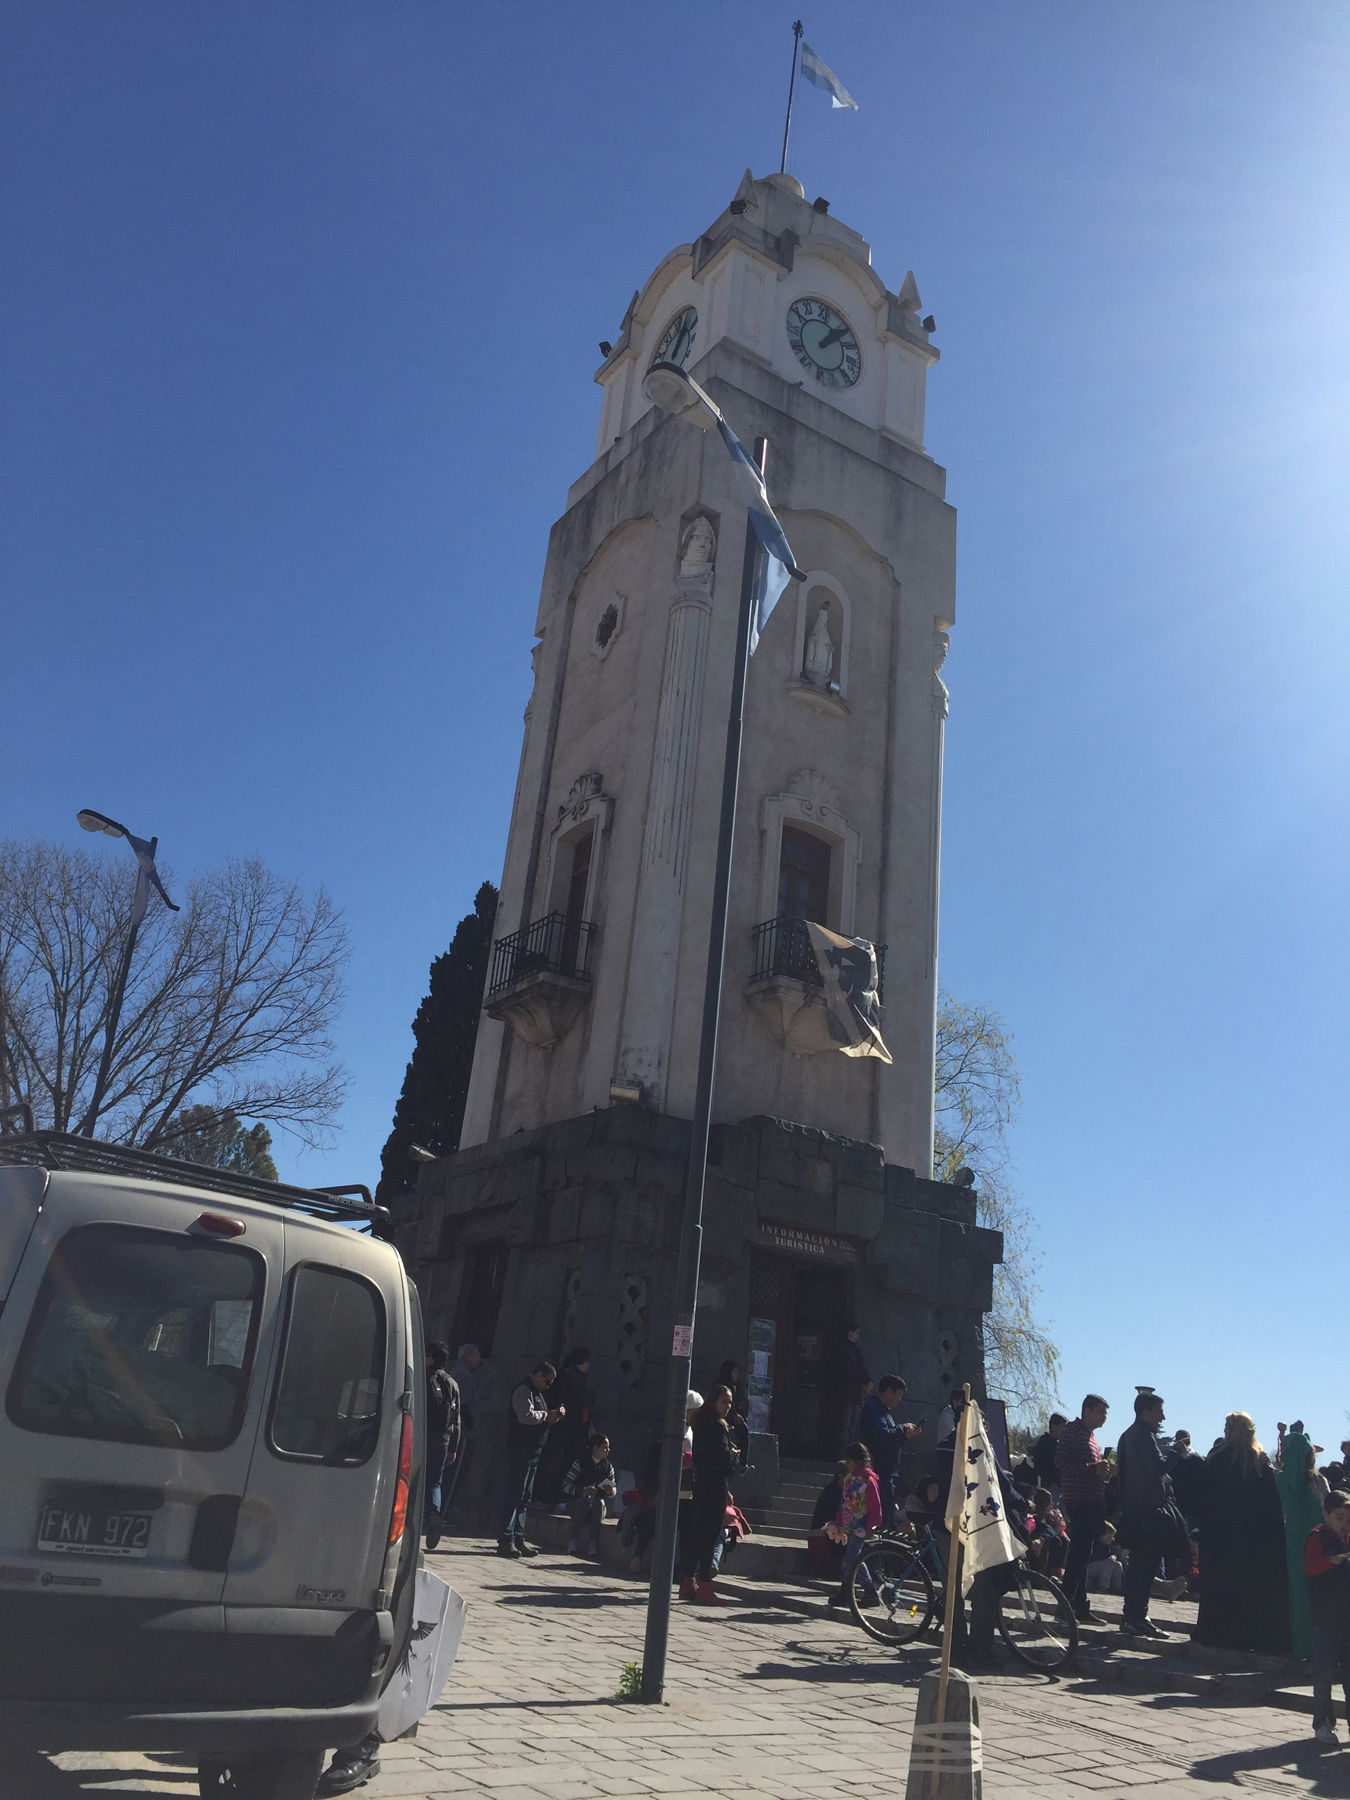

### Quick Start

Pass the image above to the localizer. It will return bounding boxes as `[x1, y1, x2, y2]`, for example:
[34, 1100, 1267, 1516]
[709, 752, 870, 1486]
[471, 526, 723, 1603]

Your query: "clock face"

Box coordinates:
[652, 305, 698, 368]
[786, 297, 862, 388]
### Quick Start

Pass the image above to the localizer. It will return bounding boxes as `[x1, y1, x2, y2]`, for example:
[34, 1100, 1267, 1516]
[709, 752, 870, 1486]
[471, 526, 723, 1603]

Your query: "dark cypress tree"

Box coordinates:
[376, 881, 498, 1207]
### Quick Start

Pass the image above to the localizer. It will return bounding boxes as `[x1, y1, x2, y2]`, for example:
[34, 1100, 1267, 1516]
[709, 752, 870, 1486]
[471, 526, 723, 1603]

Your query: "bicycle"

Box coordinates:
[847, 1523, 1078, 1669]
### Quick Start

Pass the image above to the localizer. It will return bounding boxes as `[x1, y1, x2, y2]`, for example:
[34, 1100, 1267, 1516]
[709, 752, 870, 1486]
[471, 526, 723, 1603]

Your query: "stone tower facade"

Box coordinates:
[407, 173, 1000, 1463]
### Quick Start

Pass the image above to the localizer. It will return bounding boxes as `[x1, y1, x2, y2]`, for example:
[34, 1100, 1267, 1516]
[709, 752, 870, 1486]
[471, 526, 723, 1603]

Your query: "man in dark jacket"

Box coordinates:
[424, 1342, 462, 1552]
[1116, 1390, 1188, 1636]
[832, 1325, 872, 1450]
[498, 1362, 561, 1559]
[859, 1374, 922, 1527]
[1031, 1414, 1067, 1489]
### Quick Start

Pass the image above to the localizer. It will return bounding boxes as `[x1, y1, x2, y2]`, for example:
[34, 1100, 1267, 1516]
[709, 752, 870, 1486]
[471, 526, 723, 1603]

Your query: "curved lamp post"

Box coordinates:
[76, 808, 179, 1137]
[637, 363, 800, 1703]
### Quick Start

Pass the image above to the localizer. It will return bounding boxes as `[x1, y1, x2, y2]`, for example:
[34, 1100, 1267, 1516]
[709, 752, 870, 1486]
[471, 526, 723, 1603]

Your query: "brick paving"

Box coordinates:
[5, 1544, 1349, 1799]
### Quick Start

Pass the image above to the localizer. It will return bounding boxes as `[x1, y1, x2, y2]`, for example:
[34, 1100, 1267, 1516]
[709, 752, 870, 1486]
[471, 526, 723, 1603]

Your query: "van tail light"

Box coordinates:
[387, 1411, 413, 1546]
[192, 1213, 246, 1238]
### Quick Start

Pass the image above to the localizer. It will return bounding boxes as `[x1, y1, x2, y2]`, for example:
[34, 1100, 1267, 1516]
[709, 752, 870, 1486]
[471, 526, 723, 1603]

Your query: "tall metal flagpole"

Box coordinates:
[779, 20, 804, 174]
[639, 442, 769, 1706]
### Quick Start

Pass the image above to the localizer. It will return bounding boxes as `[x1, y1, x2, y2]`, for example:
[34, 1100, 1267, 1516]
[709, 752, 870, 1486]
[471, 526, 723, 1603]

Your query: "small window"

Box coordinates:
[778, 825, 832, 924]
[6, 1224, 262, 1450]
[270, 1266, 385, 1464]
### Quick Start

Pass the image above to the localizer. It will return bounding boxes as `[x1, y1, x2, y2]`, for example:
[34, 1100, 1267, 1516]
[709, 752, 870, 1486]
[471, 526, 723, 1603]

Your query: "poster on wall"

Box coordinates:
[747, 1316, 775, 1433]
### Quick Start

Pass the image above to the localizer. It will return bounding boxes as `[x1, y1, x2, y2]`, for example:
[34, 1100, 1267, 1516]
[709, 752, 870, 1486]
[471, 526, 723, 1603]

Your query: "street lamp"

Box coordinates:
[76, 808, 179, 1137]
[637, 362, 801, 1704]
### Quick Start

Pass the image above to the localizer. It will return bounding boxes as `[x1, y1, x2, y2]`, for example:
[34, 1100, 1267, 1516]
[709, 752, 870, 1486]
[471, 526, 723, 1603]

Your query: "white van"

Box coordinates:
[0, 1124, 426, 1800]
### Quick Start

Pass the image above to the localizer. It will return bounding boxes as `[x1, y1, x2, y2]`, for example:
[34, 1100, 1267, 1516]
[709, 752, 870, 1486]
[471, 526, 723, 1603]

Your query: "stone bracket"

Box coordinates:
[484, 970, 591, 1049]
[745, 975, 840, 1057]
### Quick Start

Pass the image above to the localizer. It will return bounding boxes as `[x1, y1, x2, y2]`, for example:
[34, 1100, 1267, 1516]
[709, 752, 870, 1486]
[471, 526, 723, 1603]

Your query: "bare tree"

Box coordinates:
[934, 991, 1060, 1424]
[0, 840, 348, 1148]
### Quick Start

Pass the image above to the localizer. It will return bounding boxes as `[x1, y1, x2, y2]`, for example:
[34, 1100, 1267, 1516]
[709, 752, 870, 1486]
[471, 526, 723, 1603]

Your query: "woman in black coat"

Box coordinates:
[680, 1386, 740, 1605]
[1195, 1411, 1290, 1656]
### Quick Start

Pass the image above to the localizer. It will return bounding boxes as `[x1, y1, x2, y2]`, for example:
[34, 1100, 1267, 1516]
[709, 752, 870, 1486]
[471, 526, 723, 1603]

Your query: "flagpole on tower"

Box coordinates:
[779, 20, 804, 174]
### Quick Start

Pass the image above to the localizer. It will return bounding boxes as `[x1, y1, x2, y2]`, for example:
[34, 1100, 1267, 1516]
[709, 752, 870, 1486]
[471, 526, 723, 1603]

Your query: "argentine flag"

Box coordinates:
[716, 419, 805, 652]
[800, 42, 859, 111]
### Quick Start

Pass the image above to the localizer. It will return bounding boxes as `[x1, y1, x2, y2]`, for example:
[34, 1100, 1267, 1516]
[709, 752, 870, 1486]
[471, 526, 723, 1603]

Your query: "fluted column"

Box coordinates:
[614, 531, 716, 1103]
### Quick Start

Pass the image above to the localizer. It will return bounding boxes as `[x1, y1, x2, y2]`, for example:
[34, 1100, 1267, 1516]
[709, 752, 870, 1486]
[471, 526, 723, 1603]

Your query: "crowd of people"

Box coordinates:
[418, 1343, 1350, 1753]
[1015, 1391, 1350, 1745]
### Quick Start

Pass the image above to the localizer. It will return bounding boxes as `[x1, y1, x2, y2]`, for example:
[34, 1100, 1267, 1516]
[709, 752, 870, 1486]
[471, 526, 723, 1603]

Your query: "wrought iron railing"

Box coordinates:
[749, 915, 886, 999]
[488, 913, 596, 996]
[750, 914, 822, 985]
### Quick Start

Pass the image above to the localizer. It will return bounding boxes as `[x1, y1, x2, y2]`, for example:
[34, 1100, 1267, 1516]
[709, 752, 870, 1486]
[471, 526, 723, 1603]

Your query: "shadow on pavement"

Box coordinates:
[1188, 1738, 1350, 1797]
[495, 1585, 639, 1609]
[0, 1752, 193, 1798]
[434, 1695, 623, 1713]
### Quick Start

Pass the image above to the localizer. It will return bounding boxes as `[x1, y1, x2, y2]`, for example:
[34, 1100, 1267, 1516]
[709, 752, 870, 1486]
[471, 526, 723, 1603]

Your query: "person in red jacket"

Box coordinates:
[1305, 1490, 1350, 1746]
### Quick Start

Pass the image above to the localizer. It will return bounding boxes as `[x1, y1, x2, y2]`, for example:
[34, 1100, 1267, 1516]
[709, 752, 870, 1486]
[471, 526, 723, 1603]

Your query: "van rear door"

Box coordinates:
[0, 1172, 285, 1704]
[215, 1222, 406, 1706]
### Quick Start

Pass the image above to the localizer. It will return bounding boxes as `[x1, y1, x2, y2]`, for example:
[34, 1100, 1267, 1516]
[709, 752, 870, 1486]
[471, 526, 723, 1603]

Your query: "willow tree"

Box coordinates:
[934, 992, 1059, 1422]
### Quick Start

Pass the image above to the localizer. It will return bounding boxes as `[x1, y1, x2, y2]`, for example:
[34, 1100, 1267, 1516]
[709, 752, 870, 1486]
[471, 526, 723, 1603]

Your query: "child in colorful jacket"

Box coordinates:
[826, 1442, 884, 1608]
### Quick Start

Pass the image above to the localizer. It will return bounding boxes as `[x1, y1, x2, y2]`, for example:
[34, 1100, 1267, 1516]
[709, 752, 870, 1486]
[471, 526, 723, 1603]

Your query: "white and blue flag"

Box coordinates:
[800, 41, 858, 111]
[715, 418, 805, 652]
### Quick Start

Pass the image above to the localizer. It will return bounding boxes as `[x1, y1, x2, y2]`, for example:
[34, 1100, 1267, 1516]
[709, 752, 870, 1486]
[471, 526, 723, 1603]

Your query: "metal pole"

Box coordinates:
[639, 449, 767, 1705]
[780, 21, 804, 175]
[79, 869, 148, 1137]
[931, 1382, 973, 1794]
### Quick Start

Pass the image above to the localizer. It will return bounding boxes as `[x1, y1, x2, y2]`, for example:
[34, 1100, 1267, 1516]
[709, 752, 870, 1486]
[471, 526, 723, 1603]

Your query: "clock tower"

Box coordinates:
[409, 172, 1001, 1467]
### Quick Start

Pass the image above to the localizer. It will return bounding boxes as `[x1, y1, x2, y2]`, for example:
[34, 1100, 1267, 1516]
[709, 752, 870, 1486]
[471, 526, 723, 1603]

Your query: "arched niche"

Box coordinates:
[788, 571, 851, 716]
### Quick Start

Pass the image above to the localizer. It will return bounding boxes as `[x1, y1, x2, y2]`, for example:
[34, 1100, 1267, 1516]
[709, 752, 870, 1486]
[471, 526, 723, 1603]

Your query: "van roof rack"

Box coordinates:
[0, 1129, 394, 1239]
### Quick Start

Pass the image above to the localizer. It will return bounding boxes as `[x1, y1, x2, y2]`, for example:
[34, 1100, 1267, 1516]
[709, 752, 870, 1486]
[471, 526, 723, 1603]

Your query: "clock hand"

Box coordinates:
[819, 326, 846, 348]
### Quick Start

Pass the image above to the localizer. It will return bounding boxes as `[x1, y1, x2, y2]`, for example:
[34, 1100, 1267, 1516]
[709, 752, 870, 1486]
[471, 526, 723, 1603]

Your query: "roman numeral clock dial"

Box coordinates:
[786, 297, 862, 389]
[652, 305, 698, 368]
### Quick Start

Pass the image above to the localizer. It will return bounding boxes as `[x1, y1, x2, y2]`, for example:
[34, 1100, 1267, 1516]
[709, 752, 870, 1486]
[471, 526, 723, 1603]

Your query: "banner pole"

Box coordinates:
[932, 1382, 973, 1798]
[780, 21, 804, 174]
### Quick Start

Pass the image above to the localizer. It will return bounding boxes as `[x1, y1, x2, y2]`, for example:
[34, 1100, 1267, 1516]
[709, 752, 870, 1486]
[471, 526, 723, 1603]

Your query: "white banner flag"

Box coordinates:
[944, 1399, 1017, 1595]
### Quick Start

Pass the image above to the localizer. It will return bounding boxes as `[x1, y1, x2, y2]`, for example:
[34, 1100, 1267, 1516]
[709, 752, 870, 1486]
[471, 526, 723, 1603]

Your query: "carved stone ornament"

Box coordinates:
[558, 771, 603, 825]
[525, 638, 544, 721]
[677, 515, 716, 586]
[592, 593, 625, 660]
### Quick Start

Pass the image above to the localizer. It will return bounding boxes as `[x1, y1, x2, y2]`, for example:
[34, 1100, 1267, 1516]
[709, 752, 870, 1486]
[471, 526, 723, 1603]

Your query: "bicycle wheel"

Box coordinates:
[996, 1566, 1079, 1669]
[848, 1539, 936, 1645]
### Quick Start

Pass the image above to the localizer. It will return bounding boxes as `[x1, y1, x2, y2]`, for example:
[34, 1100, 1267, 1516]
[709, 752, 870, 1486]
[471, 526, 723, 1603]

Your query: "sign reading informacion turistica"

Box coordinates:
[750, 1220, 862, 1264]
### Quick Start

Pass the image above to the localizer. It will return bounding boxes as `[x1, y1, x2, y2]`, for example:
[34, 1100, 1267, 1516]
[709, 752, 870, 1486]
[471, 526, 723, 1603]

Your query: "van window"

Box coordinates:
[270, 1265, 384, 1464]
[6, 1224, 262, 1450]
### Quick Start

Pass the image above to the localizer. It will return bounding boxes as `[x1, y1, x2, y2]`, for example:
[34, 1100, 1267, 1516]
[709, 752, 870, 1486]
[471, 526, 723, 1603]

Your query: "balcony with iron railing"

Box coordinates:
[488, 912, 595, 995]
[484, 912, 596, 1049]
[746, 913, 885, 1054]
[750, 913, 823, 987]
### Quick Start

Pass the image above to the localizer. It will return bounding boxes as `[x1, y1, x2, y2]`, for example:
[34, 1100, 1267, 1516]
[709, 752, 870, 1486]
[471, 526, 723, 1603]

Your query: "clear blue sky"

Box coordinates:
[6, 3, 1347, 1449]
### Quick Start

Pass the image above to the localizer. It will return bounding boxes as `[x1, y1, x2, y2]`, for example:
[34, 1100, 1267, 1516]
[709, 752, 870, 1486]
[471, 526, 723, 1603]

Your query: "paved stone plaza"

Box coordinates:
[7, 1545, 1348, 1800]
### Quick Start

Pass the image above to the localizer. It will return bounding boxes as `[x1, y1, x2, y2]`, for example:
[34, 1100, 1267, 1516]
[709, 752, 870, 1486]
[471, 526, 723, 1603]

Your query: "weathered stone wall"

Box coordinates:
[397, 1107, 1000, 1517]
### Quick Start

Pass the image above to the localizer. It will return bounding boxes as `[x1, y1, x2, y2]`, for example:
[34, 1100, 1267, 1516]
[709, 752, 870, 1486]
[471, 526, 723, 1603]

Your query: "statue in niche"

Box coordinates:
[678, 516, 716, 580]
[933, 628, 951, 718]
[802, 600, 836, 687]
